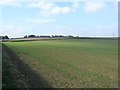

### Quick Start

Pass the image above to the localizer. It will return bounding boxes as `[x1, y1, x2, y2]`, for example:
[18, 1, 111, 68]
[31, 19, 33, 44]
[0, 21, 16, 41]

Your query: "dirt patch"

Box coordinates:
[2, 44, 53, 88]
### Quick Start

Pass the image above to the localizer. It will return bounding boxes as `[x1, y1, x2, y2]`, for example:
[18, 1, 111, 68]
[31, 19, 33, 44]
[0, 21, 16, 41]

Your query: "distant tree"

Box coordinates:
[40, 36, 50, 38]
[2, 36, 9, 39]
[59, 35, 64, 37]
[36, 36, 40, 38]
[52, 35, 54, 37]
[68, 35, 73, 38]
[24, 35, 27, 38]
[28, 35, 36, 38]
[51, 35, 65, 38]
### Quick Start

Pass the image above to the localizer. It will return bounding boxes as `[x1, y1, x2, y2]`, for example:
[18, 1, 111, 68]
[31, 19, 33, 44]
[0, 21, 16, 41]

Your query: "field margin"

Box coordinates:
[2, 44, 53, 88]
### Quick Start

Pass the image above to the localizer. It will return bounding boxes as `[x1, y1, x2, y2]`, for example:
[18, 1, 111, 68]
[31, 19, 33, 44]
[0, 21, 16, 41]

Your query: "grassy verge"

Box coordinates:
[2, 44, 53, 88]
[2, 44, 17, 88]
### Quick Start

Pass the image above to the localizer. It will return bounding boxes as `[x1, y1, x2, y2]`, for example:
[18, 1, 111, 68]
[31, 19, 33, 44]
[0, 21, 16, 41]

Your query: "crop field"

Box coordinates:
[3, 39, 118, 88]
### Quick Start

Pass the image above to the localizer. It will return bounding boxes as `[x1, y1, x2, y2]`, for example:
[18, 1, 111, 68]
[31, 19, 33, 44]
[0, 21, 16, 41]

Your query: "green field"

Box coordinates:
[3, 39, 118, 88]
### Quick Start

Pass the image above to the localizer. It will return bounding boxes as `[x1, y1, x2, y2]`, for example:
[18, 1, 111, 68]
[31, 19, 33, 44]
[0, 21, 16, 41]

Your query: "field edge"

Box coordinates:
[2, 44, 53, 88]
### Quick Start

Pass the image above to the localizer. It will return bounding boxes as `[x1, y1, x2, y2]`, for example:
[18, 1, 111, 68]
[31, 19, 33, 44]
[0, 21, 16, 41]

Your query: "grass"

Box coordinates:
[3, 39, 118, 88]
[2, 45, 17, 88]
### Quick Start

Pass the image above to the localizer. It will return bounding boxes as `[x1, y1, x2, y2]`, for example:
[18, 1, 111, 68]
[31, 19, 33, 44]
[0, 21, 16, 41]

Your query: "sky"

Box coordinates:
[0, 0, 118, 38]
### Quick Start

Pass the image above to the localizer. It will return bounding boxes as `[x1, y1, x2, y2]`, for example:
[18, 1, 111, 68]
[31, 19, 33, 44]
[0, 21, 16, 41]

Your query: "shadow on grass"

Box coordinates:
[2, 44, 54, 89]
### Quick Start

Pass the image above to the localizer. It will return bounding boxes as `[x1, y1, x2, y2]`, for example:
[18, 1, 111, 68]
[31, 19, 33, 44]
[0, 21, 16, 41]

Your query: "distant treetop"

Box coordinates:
[0, 36, 9, 39]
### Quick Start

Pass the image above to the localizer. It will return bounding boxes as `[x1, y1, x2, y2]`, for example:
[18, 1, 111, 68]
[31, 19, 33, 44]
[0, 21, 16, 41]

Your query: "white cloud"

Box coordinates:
[26, 18, 55, 23]
[93, 23, 118, 37]
[28, 1, 54, 10]
[28, 1, 80, 15]
[0, 25, 30, 38]
[0, 25, 14, 32]
[96, 23, 118, 29]
[50, 6, 72, 14]
[0, 0, 22, 6]
[84, 2, 105, 12]
[55, 23, 118, 37]
[56, 26, 88, 36]
[72, 2, 80, 8]
[0, 0, 80, 15]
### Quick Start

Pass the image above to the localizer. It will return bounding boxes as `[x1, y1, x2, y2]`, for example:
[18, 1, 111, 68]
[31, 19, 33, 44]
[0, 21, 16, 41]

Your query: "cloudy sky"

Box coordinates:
[0, 0, 118, 38]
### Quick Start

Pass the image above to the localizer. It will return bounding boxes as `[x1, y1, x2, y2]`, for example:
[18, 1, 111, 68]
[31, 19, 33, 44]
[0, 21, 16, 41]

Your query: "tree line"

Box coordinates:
[0, 36, 9, 39]
[24, 35, 74, 38]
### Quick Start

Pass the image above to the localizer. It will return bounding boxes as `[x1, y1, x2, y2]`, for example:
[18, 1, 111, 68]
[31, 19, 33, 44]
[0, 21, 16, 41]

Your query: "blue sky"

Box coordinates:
[0, 0, 118, 38]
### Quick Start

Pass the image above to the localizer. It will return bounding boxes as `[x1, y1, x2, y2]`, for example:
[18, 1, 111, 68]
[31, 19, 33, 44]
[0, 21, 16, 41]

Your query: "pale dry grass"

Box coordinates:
[2, 37, 64, 42]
